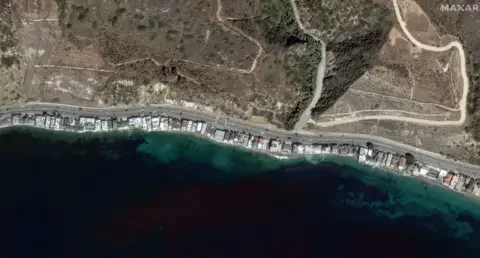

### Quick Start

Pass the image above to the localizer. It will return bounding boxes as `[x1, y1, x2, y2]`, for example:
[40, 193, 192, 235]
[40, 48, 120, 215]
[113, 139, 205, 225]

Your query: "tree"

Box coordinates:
[405, 152, 415, 165]
[366, 142, 373, 149]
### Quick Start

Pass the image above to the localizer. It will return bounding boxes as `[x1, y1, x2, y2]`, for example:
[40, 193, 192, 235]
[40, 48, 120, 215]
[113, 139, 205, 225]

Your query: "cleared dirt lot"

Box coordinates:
[364, 23, 462, 107]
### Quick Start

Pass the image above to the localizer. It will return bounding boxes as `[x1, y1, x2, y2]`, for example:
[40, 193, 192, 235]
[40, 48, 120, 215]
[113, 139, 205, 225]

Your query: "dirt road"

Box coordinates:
[312, 0, 469, 127]
[290, 0, 327, 131]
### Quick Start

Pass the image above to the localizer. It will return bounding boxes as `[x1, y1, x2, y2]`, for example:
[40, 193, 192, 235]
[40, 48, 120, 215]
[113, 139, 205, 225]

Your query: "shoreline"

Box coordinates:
[2, 103, 480, 177]
[0, 124, 319, 161]
[1, 112, 480, 200]
[8, 125, 480, 217]
[0, 123, 358, 166]
[3, 124, 480, 203]
[0, 125, 442, 177]
[8, 124, 476, 202]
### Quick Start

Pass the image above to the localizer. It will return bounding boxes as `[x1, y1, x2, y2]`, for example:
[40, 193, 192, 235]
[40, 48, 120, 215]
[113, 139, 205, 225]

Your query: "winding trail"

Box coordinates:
[290, 0, 327, 131]
[215, 0, 263, 74]
[309, 0, 470, 128]
[389, 0, 469, 125]
[113, 0, 263, 75]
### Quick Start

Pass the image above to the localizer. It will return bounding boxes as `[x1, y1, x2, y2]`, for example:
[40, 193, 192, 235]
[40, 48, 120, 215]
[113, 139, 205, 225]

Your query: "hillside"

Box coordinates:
[1, 0, 391, 130]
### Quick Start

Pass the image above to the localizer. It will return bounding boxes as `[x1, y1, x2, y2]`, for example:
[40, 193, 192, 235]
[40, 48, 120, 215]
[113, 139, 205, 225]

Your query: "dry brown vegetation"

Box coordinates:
[297, 0, 392, 44]
[306, 0, 480, 164]
[56, 0, 258, 68]
[0, 0, 25, 105]
[412, 0, 480, 149]
[308, 2, 463, 120]
[50, 0, 327, 128]
[2, 0, 327, 128]
[2, 0, 394, 129]
[294, 0, 394, 117]
[308, 118, 478, 164]
[4, 0, 479, 164]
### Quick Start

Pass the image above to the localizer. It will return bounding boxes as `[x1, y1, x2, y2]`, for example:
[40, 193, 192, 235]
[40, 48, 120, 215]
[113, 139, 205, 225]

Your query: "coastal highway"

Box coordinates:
[1, 102, 480, 177]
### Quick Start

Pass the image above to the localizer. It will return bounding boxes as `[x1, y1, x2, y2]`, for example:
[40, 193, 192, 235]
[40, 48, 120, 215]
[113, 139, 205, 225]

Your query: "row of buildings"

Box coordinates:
[210, 127, 359, 157]
[357, 143, 480, 196]
[358, 148, 408, 171]
[1, 112, 479, 198]
[417, 164, 480, 196]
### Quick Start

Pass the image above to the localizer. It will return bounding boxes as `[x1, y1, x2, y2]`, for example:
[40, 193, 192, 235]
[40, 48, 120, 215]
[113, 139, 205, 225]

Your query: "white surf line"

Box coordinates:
[312, 0, 470, 127]
[290, 0, 327, 131]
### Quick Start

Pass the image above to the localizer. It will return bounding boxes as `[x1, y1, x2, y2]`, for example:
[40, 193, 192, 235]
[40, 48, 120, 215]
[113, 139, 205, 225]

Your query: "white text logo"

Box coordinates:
[440, 4, 479, 12]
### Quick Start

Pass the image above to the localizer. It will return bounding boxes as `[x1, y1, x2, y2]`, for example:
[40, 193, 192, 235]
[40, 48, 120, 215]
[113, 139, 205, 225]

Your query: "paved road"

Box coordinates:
[1, 102, 480, 177]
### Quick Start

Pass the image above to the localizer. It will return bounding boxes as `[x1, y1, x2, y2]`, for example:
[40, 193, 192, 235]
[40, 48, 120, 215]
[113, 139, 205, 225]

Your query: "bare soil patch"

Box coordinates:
[365, 22, 462, 107]
[410, 0, 480, 144]
[404, 12, 429, 32]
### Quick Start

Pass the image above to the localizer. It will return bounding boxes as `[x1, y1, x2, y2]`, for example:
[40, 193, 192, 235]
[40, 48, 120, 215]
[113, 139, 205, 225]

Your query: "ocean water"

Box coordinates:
[2, 127, 480, 258]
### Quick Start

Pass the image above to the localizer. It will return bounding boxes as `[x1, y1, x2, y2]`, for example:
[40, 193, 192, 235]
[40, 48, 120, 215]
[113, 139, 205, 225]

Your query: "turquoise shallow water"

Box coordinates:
[2, 127, 480, 258]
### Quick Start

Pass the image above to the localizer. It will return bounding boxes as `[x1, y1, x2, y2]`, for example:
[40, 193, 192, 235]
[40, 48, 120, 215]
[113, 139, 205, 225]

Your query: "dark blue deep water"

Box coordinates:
[2, 127, 480, 258]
